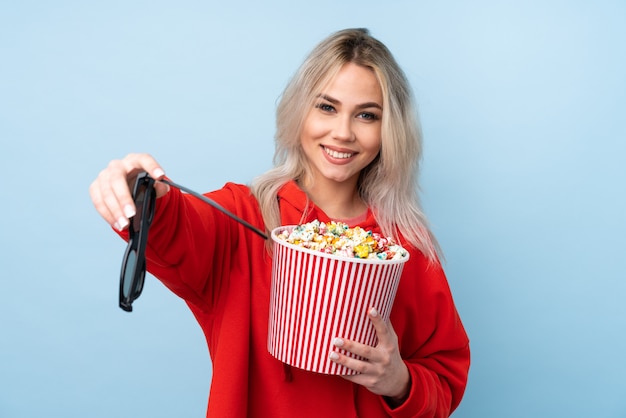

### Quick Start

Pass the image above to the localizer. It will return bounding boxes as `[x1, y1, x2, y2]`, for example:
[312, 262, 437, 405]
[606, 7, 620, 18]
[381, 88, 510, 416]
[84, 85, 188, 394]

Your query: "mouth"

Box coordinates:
[323, 146, 355, 159]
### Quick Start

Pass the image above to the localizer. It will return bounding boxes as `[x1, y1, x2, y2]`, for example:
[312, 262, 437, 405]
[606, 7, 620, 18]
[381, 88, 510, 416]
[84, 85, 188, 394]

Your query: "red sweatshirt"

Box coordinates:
[134, 180, 469, 417]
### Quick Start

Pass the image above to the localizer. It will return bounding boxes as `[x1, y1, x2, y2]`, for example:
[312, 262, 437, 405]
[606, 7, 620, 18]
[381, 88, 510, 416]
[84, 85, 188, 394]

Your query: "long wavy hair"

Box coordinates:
[250, 28, 440, 261]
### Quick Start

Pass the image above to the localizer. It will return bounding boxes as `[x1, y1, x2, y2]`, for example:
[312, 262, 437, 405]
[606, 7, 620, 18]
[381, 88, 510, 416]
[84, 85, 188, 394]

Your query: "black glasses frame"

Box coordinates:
[119, 172, 267, 311]
[119, 172, 156, 311]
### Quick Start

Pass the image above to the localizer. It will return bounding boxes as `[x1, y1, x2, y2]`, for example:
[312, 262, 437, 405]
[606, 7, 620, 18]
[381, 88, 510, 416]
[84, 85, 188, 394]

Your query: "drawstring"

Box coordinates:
[283, 363, 293, 382]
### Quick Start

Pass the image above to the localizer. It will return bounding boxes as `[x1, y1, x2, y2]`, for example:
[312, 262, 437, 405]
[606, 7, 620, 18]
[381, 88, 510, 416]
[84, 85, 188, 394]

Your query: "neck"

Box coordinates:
[299, 176, 367, 220]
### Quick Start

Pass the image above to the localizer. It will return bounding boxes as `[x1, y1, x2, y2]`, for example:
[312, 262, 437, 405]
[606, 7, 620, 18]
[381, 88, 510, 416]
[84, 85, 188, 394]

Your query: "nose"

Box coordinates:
[331, 115, 355, 142]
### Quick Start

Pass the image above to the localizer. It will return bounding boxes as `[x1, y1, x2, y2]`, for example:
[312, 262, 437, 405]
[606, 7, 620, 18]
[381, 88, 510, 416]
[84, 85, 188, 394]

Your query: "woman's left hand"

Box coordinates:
[329, 308, 410, 405]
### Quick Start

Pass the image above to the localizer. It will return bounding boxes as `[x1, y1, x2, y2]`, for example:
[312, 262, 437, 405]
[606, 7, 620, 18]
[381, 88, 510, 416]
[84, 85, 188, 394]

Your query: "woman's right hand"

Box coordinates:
[89, 153, 169, 231]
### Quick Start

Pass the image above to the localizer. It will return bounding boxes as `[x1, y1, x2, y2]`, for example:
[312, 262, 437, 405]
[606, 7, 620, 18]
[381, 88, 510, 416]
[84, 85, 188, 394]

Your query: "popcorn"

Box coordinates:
[275, 220, 408, 260]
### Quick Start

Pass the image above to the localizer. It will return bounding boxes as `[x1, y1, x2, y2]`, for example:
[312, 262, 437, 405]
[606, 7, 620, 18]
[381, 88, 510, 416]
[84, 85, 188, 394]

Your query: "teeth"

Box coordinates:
[324, 147, 353, 159]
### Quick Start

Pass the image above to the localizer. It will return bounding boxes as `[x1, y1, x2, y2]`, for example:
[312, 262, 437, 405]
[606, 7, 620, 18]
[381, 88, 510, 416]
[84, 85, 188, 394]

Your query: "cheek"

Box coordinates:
[372, 135, 382, 152]
[301, 116, 328, 141]
[358, 127, 382, 153]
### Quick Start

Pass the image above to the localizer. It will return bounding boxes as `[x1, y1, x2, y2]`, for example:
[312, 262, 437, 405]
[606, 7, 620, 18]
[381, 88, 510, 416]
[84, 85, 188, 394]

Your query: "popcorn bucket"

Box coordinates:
[267, 226, 409, 375]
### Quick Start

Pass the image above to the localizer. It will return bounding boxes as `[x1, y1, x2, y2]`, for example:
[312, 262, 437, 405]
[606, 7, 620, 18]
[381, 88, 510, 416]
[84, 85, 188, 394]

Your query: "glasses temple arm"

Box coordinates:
[159, 179, 268, 240]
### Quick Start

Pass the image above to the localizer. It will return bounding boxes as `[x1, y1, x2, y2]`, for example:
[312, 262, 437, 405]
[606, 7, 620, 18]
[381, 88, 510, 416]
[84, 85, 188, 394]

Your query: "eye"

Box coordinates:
[357, 111, 380, 121]
[315, 102, 336, 113]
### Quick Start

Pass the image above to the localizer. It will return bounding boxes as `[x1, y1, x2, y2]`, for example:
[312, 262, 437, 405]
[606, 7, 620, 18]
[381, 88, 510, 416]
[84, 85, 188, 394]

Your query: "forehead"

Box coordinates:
[320, 63, 383, 104]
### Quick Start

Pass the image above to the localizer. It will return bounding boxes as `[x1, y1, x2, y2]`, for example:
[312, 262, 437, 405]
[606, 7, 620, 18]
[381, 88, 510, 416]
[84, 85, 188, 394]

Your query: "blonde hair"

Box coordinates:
[251, 28, 440, 261]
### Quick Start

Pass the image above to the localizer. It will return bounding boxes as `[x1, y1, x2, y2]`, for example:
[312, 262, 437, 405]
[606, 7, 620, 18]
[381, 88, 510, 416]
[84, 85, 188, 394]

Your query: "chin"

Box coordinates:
[323, 172, 358, 184]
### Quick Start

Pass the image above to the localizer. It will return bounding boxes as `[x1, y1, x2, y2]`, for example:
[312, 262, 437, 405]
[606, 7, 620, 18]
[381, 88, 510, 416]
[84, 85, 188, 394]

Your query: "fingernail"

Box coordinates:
[153, 168, 165, 178]
[333, 337, 344, 347]
[116, 216, 129, 231]
[369, 308, 378, 317]
[123, 204, 136, 218]
[329, 352, 339, 361]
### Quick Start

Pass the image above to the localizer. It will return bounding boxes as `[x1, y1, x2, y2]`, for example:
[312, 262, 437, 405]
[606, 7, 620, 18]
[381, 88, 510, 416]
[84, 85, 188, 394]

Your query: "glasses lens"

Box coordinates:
[132, 184, 147, 232]
[122, 249, 137, 299]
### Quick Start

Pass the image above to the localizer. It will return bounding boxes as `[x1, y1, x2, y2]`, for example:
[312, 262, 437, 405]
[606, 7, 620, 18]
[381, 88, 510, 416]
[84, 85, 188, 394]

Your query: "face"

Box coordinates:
[300, 62, 383, 190]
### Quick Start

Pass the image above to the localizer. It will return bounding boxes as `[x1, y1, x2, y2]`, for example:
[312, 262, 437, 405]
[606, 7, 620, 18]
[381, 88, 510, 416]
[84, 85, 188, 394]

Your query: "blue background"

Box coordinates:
[1, 1, 624, 417]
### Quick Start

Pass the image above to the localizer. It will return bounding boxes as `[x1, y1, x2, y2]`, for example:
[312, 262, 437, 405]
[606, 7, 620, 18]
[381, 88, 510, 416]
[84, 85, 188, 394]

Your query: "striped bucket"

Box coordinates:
[267, 226, 409, 375]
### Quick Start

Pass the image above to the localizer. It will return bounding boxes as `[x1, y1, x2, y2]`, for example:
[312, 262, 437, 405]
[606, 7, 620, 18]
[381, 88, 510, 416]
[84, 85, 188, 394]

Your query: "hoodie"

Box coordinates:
[133, 180, 469, 418]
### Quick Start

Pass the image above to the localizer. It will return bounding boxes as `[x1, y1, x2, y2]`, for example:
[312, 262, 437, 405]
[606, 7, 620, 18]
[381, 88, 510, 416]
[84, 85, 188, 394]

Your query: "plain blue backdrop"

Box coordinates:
[1, 1, 624, 417]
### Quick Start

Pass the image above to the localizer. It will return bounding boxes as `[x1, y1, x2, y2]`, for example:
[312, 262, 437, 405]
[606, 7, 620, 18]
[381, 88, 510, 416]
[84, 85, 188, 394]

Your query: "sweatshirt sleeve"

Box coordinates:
[120, 183, 264, 313]
[380, 257, 470, 418]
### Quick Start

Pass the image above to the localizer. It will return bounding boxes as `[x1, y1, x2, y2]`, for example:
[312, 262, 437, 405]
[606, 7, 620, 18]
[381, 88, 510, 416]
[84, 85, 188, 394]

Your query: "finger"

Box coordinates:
[121, 153, 166, 181]
[110, 160, 139, 221]
[332, 336, 377, 362]
[89, 177, 118, 228]
[90, 181, 128, 230]
[93, 162, 133, 230]
[329, 347, 371, 375]
[121, 153, 169, 198]
[368, 307, 393, 345]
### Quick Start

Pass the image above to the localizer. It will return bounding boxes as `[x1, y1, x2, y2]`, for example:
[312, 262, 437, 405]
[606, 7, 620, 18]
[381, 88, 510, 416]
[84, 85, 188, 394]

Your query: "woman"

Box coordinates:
[90, 28, 470, 417]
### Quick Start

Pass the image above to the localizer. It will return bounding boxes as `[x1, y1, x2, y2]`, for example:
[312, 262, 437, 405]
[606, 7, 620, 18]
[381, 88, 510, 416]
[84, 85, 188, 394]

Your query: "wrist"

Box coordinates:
[385, 368, 411, 408]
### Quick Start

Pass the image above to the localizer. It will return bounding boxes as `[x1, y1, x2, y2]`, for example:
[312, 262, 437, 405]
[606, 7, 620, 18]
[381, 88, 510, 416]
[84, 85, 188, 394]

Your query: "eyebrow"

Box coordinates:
[317, 94, 382, 110]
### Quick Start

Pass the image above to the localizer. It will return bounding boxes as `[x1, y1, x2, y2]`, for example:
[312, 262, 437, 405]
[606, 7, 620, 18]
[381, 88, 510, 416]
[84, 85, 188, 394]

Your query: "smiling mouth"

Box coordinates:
[323, 146, 354, 159]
